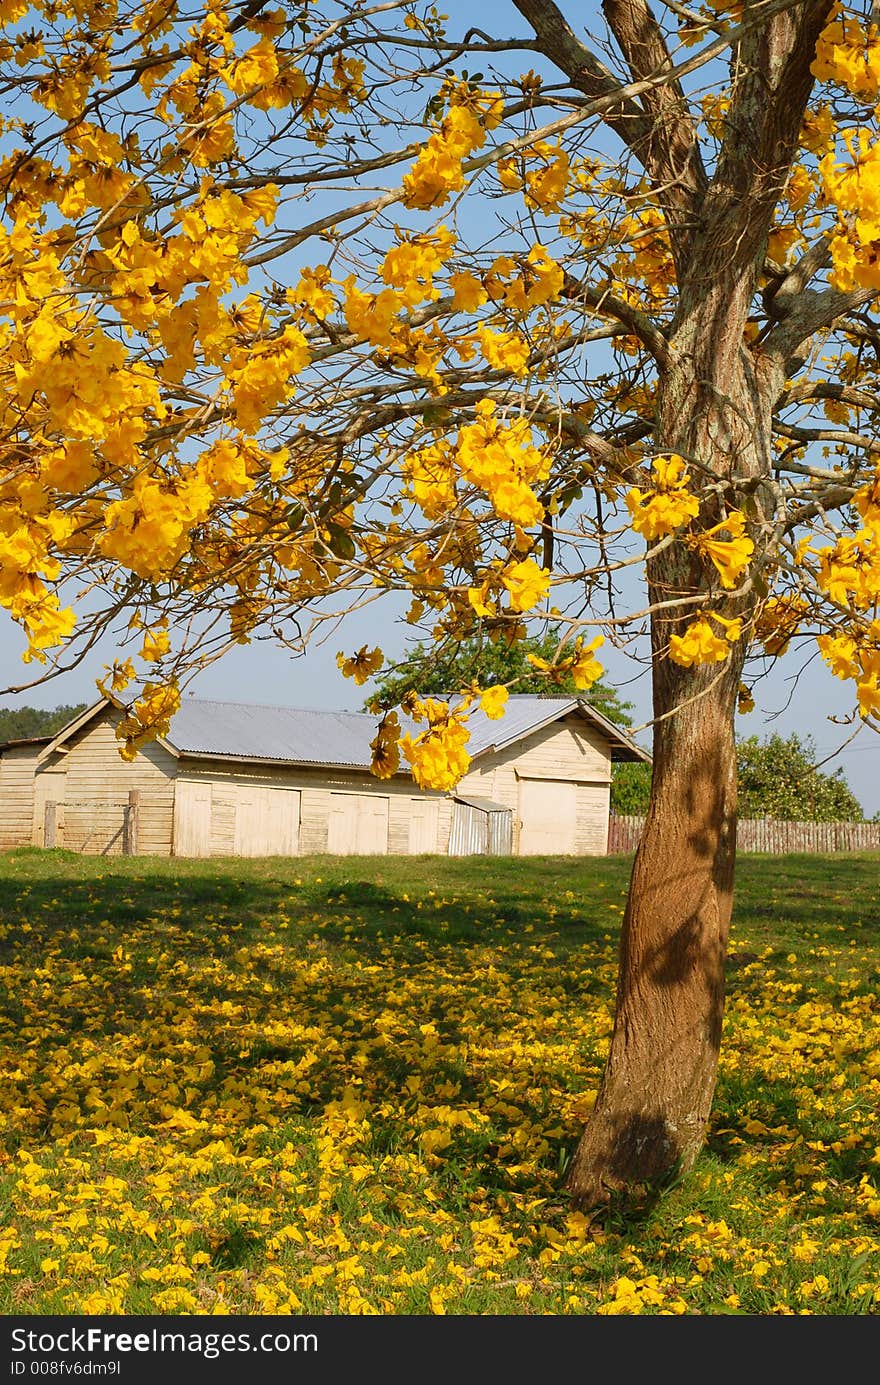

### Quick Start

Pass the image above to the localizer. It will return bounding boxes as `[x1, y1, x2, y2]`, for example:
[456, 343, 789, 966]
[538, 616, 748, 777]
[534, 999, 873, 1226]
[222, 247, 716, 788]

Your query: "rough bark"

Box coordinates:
[566, 640, 743, 1203]
[511, 0, 837, 1205]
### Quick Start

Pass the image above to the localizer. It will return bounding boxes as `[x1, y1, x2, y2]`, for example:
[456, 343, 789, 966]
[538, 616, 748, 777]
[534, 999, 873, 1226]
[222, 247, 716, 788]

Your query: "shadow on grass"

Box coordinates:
[1, 848, 875, 1225]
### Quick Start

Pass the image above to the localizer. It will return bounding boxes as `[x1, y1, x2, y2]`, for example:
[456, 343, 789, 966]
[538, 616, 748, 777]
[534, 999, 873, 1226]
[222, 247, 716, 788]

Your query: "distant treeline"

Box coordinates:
[0, 704, 87, 744]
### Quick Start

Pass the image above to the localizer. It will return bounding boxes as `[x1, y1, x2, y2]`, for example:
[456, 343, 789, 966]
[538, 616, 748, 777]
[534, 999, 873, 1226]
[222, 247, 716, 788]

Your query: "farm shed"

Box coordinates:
[0, 694, 649, 859]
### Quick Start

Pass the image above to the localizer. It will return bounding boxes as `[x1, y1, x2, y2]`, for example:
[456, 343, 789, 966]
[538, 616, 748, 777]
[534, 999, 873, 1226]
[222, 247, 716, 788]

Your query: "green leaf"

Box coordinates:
[325, 523, 356, 560]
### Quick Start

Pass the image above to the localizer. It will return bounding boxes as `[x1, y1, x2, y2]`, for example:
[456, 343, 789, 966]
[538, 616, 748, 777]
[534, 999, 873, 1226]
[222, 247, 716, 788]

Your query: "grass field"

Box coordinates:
[0, 847, 878, 1316]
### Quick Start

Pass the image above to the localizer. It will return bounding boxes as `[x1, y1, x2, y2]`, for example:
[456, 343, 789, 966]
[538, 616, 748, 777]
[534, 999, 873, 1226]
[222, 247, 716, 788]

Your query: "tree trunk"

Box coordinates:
[566, 320, 777, 1207]
[566, 636, 743, 1205]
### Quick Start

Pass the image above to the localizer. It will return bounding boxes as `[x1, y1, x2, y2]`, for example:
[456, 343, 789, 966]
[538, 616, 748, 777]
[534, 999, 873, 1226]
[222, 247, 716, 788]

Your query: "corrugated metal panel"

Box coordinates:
[448, 797, 512, 857]
[158, 694, 649, 771]
[487, 809, 513, 856]
[453, 793, 511, 813]
[448, 801, 485, 856]
[166, 700, 377, 768]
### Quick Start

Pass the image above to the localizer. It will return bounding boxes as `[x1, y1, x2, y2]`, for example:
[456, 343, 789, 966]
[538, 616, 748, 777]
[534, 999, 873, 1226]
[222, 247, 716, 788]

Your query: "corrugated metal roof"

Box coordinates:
[454, 794, 512, 814]
[154, 693, 650, 768]
[165, 699, 379, 768]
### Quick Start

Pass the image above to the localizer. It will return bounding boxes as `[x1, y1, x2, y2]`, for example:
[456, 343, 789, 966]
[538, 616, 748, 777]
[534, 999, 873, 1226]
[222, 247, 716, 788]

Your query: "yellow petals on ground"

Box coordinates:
[0, 851, 876, 1317]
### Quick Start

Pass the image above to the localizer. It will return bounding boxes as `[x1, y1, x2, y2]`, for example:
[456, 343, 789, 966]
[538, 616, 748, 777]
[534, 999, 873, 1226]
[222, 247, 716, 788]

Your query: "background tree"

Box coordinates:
[0, 704, 87, 742]
[2, 0, 880, 1204]
[367, 625, 635, 718]
[737, 732, 865, 821]
[368, 625, 650, 812]
[607, 732, 866, 819]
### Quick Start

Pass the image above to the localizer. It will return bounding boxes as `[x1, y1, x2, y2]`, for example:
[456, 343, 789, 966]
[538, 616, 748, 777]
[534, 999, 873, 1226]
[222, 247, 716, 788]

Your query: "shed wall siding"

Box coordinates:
[47, 711, 176, 855]
[0, 746, 43, 849]
[174, 759, 448, 857]
[457, 714, 612, 855]
[8, 704, 618, 859]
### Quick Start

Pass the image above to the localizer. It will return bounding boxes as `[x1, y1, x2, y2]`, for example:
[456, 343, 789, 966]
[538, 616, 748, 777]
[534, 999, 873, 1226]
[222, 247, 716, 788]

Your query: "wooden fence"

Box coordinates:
[607, 815, 880, 855]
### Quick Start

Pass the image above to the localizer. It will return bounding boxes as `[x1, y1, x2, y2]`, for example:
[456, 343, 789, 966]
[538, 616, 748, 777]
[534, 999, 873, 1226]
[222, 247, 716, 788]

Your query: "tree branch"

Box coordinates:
[514, 0, 706, 272]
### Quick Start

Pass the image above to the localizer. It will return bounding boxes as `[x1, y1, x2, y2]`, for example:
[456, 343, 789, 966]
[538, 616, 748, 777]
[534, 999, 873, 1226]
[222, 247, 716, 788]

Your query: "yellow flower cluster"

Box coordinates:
[381, 227, 456, 307]
[669, 612, 743, 667]
[370, 711, 401, 779]
[689, 512, 754, 589]
[481, 245, 565, 313]
[114, 681, 182, 760]
[754, 595, 810, 656]
[403, 442, 458, 519]
[501, 558, 551, 613]
[479, 685, 508, 719]
[101, 472, 213, 579]
[570, 635, 606, 690]
[527, 635, 605, 690]
[816, 531, 880, 608]
[521, 141, 571, 213]
[817, 625, 880, 719]
[401, 698, 471, 790]
[475, 326, 530, 376]
[402, 89, 502, 210]
[821, 130, 880, 289]
[454, 400, 550, 528]
[0, 499, 76, 660]
[337, 646, 384, 686]
[811, 7, 880, 101]
[224, 325, 311, 433]
[626, 456, 700, 540]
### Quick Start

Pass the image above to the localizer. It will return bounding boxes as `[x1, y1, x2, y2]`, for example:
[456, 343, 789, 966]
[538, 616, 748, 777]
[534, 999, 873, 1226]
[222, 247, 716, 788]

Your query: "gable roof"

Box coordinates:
[37, 693, 651, 771]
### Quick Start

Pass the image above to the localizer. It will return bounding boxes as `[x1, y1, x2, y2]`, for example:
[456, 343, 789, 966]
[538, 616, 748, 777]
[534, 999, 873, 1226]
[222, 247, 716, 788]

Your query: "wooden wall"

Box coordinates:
[38, 710, 177, 855]
[172, 758, 452, 858]
[2, 704, 616, 859]
[457, 713, 612, 855]
[0, 745, 43, 849]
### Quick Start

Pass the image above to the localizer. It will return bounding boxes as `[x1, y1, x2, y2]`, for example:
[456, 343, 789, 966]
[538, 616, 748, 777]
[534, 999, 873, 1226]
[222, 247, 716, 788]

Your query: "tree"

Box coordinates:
[737, 732, 864, 821]
[0, 704, 87, 743]
[367, 626, 635, 721]
[2, 0, 880, 1205]
[369, 627, 651, 811]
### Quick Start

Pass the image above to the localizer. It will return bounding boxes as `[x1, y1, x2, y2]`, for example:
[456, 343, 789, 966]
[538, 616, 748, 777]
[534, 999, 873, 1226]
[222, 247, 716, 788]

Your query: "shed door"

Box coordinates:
[234, 785, 300, 857]
[327, 793, 389, 855]
[408, 798, 440, 854]
[174, 780, 213, 857]
[518, 779, 577, 855]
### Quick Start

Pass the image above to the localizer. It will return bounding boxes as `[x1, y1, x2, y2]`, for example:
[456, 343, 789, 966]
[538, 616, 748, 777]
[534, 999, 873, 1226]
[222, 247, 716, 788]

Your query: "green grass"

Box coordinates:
[0, 848, 878, 1315]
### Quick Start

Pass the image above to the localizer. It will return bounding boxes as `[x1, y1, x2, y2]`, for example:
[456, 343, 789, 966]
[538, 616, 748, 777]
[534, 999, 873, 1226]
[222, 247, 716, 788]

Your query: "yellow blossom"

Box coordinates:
[479, 685, 508, 719]
[337, 646, 384, 685]
[501, 558, 550, 613]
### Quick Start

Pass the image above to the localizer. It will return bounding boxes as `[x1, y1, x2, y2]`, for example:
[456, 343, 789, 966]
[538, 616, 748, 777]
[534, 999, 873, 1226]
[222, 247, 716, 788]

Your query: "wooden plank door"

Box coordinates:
[327, 793, 389, 854]
[173, 780, 213, 857]
[408, 797, 440, 854]
[234, 785, 300, 856]
[517, 779, 577, 855]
